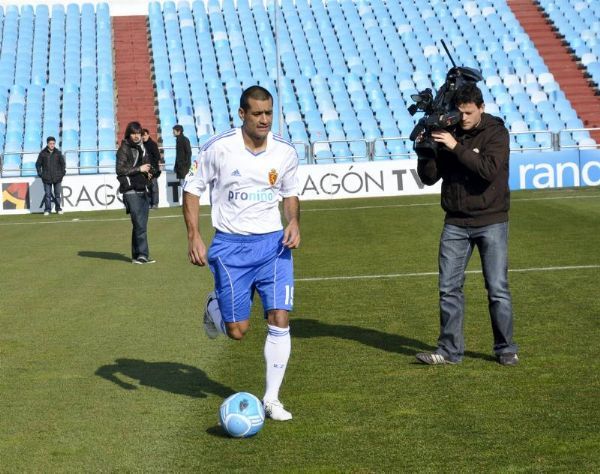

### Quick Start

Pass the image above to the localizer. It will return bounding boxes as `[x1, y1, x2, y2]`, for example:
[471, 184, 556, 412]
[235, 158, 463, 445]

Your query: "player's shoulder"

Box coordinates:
[271, 133, 296, 151]
[201, 128, 238, 152]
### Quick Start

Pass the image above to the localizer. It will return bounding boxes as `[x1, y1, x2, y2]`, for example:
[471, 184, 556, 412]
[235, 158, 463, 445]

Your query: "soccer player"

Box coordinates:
[182, 86, 300, 421]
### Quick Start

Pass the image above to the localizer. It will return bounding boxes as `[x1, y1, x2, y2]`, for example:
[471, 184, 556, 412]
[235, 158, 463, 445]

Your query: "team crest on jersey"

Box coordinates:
[268, 168, 278, 185]
[188, 160, 199, 177]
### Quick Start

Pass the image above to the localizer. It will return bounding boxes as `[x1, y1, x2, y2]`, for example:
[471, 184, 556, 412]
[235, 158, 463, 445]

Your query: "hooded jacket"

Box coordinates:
[36, 146, 66, 184]
[116, 138, 151, 193]
[417, 113, 510, 227]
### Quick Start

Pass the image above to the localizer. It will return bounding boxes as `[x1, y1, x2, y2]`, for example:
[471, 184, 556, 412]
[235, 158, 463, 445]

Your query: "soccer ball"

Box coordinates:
[219, 392, 265, 438]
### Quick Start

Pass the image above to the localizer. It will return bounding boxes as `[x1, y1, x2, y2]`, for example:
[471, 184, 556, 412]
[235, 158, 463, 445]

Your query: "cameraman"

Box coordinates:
[415, 83, 518, 366]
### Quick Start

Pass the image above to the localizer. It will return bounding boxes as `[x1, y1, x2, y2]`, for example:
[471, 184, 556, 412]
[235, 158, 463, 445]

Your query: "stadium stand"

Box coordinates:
[0, 0, 598, 174]
[0, 2, 115, 176]
[146, 0, 598, 164]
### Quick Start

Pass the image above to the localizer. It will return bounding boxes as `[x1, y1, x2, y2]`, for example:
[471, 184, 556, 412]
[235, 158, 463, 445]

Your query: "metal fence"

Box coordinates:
[1, 129, 598, 176]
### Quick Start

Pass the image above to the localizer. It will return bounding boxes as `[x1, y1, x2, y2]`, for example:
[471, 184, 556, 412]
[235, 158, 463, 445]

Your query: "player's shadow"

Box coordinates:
[78, 250, 131, 262]
[95, 358, 233, 398]
[293, 318, 494, 361]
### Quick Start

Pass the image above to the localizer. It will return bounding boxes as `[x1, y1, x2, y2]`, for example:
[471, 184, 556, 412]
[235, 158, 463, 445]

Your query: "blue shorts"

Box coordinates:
[207, 230, 294, 323]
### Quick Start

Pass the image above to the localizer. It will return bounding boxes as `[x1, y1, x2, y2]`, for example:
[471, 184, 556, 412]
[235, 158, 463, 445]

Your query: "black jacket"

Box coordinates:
[174, 134, 192, 179]
[417, 113, 510, 227]
[36, 147, 66, 184]
[144, 137, 162, 178]
[116, 138, 151, 193]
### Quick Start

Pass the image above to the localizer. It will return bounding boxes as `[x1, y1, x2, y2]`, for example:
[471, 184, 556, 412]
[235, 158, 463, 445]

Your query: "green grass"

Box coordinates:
[1, 187, 599, 472]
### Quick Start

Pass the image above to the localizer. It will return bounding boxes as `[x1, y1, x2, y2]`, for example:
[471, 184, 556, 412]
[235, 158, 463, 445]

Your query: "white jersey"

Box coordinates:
[183, 128, 299, 235]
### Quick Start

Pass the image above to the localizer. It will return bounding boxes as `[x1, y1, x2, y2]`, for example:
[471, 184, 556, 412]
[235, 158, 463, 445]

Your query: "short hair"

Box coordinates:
[172, 124, 184, 133]
[453, 83, 484, 108]
[46, 136, 56, 143]
[239, 85, 273, 111]
[124, 121, 142, 139]
[142, 128, 150, 135]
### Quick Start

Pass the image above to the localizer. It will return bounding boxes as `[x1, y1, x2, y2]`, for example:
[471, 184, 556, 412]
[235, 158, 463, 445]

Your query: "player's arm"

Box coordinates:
[183, 191, 207, 266]
[282, 196, 300, 249]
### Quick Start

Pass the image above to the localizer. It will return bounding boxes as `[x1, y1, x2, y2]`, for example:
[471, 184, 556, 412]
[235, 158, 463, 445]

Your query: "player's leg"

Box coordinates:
[255, 231, 294, 420]
[205, 235, 254, 340]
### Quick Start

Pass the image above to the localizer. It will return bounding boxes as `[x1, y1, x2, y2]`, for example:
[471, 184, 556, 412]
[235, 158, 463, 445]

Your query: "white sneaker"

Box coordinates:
[43, 211, 50, 216]
[57, 210, 64, 215]
[203, 291, 220, 339]
[263, 400, 292, 421]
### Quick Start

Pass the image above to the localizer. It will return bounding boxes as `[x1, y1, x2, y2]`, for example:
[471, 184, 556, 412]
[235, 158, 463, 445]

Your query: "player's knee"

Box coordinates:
[225, 322, 249, 340]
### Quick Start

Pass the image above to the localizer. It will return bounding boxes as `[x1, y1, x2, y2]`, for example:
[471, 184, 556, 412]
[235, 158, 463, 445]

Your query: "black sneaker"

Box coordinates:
[497, 353, 519, 366]
[136, 256, 156, 264]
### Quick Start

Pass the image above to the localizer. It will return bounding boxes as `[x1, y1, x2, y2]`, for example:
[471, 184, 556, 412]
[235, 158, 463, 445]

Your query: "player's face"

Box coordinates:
[458, 102, 484, 131]
[239, 98, 273, 142]
[47, 141, 55, 151]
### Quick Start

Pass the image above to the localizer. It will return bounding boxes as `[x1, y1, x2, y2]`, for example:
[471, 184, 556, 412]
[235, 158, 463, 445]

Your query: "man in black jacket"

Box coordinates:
[415, 84, 518, 366]
[116, 122, 156, 264]
[173, 124, 192, 186]
[36, 136, 66, 215]
[142, 129, 163, 209]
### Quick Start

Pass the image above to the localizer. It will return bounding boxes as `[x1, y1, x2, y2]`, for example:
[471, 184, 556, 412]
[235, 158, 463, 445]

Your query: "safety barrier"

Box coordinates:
[1, 130, 598, 176]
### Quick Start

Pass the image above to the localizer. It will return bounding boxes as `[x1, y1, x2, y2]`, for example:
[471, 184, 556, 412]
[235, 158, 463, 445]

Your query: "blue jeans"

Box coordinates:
[43, 181, 62, 212]
[123, 192, 150, 260]
[437, 222, 518, 362]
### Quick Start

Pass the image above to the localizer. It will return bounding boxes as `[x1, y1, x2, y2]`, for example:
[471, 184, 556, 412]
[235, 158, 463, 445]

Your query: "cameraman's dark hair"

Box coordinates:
[123, 121, 142, 139]
[453, 83, 484, 108]
[240, 85, 273, 111]
[142, 128, 150, 135]
[173, 124, 184, 134]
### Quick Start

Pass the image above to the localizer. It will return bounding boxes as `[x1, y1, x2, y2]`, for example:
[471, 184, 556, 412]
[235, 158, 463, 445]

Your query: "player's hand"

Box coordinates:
[140, 163, 151, 173]
[188, 233, 208, 266]
[431, 131, 458, 150]
[283, 221, 300, 249]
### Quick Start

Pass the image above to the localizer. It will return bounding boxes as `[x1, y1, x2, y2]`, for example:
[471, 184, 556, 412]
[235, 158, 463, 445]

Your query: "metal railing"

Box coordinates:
[1, 128, 598, 176]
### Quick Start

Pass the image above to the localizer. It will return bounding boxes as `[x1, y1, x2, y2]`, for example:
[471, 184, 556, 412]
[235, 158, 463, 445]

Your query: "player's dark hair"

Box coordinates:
[172, 124, 184, 134]
[124, 121, 142, 139]
[46, 136, 56, 143]
[142, 128, 150, 135]
[453, 83, 484, 107]
[240, 85, 273, 111]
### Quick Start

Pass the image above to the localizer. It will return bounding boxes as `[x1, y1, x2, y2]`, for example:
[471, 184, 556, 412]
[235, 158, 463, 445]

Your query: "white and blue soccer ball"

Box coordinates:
[219, 392, 265, 438]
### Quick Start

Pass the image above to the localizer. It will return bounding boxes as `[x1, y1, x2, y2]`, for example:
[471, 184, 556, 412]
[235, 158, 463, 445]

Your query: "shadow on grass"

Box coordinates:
[293, 318, 494, 361]
[78, 250, 131, 262]
[95, 358, 233, 398]
[206, 425, 230, 438]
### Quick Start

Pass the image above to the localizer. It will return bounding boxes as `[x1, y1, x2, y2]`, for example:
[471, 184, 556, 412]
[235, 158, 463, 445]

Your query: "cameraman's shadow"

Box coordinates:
[293, 319, 495, 362]
[293, 318, 435, 356]
[95, 358, 233, 398]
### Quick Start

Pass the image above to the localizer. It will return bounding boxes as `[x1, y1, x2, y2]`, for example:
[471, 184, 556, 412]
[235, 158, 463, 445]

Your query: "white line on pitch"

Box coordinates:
[296, 264, 600, 282]
[1, 192, 598, 226]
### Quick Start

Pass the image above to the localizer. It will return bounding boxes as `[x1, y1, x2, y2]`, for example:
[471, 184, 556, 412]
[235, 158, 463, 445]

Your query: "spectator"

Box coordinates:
[173, 124, 192, 188]
[36, 136, 66, 215]
[142, 128, 162, 209]
[116, 121, 156, 264]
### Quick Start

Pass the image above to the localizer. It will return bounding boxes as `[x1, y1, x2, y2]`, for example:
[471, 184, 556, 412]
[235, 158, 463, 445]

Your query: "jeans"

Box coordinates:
[150, 179, 159, 207]
[123, 192, 150, 260]
[43, 181, 62, 212]
[437, 222, 518, 362]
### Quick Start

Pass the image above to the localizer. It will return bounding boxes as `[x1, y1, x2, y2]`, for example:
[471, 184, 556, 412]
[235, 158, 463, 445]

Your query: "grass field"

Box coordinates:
[1, 187, 599, 472]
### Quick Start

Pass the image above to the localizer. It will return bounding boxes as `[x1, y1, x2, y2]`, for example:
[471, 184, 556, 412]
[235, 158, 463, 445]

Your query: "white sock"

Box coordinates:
[263, 324, 291, 402]
[207, 295, 227, 334]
